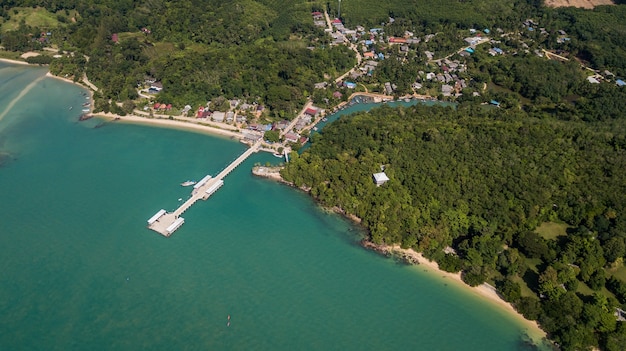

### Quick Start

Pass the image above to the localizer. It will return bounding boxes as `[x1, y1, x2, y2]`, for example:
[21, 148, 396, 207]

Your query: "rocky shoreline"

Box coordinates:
[361, 240, 421, 264]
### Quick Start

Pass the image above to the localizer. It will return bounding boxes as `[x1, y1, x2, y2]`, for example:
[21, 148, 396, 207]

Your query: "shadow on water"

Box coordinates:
[0, 152, 13, 167]
[517, 332, 555, 351]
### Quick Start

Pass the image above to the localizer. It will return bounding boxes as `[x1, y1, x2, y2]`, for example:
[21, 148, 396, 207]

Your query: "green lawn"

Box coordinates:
[535, 221, 570, 240]
[143, 42, 178, 60]
[1, 7, 61, 33]
[576, 280, 616, 300]
[608, 261, 626, 281]
[512, 275, 536, 298]
[118, 32, 146, 42]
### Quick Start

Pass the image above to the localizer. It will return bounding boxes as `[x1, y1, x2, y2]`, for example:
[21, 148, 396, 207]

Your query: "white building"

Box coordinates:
[373, 172, 390, 186]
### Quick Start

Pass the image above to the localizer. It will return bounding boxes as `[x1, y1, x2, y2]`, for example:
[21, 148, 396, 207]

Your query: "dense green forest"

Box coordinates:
[282, 104, 626, 350]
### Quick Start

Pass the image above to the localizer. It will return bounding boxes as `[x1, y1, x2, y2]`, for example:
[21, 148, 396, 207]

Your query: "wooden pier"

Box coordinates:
[147, 141, 261, 237]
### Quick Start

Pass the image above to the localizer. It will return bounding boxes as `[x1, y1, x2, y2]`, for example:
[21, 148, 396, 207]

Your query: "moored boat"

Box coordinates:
[180, 180, 196, 186]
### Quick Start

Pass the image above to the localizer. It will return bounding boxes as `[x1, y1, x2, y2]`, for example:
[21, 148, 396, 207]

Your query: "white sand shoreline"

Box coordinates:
[368, 243, 547, 343]
[0, 57, 30, 66]
[42, 70, 246, 141]
[96, 113, 245, 140]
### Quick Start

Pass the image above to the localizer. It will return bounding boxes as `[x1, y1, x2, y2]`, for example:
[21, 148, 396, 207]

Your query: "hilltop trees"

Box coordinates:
[282, 102, 626, 350]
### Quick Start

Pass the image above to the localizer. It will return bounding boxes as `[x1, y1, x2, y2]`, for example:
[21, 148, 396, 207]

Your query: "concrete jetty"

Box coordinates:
[147, 141, 261, 237]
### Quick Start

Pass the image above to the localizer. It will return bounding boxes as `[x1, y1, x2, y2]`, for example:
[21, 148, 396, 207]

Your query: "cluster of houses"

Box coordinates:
[266, 106, 323, 145]
[194, 99, 265, 124]
[587, 71, 626, 87]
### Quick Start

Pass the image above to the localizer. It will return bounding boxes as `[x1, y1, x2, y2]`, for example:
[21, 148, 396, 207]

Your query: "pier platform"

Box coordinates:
[147, 141, 260, 237]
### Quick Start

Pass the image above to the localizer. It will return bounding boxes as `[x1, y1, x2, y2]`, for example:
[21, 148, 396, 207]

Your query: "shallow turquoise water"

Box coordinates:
[0, 63, 547, 350]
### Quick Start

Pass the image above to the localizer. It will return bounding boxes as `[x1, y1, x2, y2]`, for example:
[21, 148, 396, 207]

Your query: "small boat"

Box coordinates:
[69, 106, 73, 110]
[82, 102, 90, 107]
[273, 153, 283, 158]
[322, 118, 327, 122]
[82, 108, 90, 112]
[178, 198, 183, 201]
[180, 180, 196, 187]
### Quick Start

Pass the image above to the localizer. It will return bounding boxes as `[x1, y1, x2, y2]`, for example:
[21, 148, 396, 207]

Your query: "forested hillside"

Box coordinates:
[282, 104, 626, 350]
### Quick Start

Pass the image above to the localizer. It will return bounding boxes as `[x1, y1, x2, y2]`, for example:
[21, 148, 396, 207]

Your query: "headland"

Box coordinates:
[252, 165, 548, 345]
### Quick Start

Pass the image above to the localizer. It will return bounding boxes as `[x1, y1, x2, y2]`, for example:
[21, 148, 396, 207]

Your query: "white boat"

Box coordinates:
[82, 108, 90, 112]
[180, 180, 196, 186]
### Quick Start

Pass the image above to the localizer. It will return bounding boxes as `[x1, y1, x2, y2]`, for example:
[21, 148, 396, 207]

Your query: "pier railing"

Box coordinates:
[147, 141, 261, 237]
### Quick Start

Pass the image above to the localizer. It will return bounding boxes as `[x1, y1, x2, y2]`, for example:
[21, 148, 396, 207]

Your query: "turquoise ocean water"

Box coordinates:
[0, 62, 548, 350]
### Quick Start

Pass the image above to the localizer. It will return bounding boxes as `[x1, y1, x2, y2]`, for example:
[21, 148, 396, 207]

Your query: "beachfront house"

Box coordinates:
[212, 111, 225, 122]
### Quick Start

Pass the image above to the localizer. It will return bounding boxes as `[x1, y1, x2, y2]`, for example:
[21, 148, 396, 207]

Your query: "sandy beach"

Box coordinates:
[45, 71, 78, 85]
[254, 167, 548, 345]
[96, 113, 245, 140]
[42, 71, 245, 140]
[0, 57, 30, 66]
[364, 242, 547, 342]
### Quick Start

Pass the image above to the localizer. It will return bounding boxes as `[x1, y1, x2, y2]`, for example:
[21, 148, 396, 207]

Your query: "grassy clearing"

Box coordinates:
[608, 262, 626, 281]
[512, 275, 536, 297]
[143, 42, 178, 60]
[118, 32, 146, 42]
[535, 221, 570, 240]
[1, 7, 60, 32]
[576, 280, 616, 300]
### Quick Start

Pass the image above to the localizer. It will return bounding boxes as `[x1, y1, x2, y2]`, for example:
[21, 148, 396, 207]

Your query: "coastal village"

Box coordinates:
[94, 7, 625, 154]
[5, 7, 624, 239]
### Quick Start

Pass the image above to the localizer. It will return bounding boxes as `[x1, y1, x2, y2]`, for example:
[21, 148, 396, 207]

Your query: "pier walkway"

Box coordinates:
[147, 140, 261, 237]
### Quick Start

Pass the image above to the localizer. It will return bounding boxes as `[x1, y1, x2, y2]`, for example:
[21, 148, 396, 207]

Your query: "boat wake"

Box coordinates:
[0, 75, 46, 123]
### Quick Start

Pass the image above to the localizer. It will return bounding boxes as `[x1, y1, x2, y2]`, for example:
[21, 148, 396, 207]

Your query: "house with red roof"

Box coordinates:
[304, 107, 319, 117]
[388, 37, 407, 44]
[285, 132, 300, 143]
[197, 106, 205, 118]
